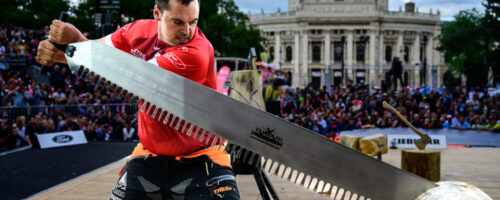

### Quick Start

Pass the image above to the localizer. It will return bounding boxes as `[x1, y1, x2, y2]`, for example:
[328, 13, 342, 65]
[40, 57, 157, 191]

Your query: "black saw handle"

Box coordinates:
[41, 12, 69, 75]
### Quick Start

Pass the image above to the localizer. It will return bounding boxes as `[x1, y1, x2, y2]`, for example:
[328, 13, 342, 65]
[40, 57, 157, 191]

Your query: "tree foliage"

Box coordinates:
[0, 0, 69, 29]
[439, 0, 500, 88]
[2, 0, 265, 58]
[198, 0, 265, 57]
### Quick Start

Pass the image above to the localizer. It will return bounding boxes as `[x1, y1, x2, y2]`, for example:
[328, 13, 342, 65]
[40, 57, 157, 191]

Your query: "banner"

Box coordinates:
[387, 134, 446, 149]
[37, 130, 88, 149]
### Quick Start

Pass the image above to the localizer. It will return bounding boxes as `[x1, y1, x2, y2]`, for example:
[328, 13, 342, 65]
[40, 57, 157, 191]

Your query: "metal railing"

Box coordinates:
[0, 103, 139, 121]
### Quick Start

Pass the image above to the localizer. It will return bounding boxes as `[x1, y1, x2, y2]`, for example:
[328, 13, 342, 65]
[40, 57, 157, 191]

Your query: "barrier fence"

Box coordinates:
[0, 103, 139, 121]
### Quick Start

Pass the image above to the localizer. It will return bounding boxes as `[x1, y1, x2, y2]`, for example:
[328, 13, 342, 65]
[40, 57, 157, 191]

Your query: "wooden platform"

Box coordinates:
[28, 148, 500, 200]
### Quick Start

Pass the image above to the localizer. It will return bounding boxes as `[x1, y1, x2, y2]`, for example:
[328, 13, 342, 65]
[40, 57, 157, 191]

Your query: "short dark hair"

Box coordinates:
[155, 0, 197, 12]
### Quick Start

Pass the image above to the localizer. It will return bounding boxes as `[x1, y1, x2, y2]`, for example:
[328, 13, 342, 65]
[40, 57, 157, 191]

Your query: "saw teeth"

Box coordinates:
[269, 161, 279, 175]
[308, 177, 318, 191]
[284, 167, 293, 181]
[84, 71, 92, 82]
[242, 150, 252, 163]
[277, 164, 285, 177]
[117, 88, 125, 99]
[210, 136, 219, 147]
[186, 124, 195, 136]
[151, 108, 159, 120]
[198, 130, 206, 142]
[176, 120, 184, 132]
[303, 175, 311, 190]
[140, 101, 147, 112]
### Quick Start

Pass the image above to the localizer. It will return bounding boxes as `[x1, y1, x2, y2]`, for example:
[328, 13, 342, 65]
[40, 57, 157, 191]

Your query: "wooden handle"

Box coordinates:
[382, 101, 426, 137]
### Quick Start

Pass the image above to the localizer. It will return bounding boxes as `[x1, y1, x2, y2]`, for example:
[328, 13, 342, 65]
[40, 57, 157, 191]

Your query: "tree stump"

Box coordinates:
[402, 149, 441, 182]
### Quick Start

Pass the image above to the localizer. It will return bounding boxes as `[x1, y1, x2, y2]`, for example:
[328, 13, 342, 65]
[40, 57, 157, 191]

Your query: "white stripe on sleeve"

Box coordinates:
[104, 34, 115, 48]
[148, 58, 159, 66]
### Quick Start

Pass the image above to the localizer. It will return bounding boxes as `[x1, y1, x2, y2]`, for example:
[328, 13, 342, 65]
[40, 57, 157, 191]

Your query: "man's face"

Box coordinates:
[154, 0, 199, 46]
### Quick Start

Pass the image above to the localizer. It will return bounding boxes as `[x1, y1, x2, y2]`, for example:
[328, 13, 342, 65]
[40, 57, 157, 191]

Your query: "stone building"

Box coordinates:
[249, 0, 444, 89]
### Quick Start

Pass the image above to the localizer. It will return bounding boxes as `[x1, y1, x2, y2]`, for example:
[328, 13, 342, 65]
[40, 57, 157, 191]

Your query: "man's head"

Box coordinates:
[154, 0, 199, 46]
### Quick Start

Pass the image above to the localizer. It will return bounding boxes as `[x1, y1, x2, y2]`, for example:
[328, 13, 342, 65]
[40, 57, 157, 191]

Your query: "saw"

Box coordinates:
[64, 41, 436, 200]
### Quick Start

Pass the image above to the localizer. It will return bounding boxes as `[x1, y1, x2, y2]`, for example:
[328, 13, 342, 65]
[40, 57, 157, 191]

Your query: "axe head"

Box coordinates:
[414, 134, 431, 150]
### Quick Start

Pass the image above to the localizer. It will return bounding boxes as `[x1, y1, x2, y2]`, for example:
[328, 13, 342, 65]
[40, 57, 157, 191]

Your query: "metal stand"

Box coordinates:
[252, 166, 280, 200]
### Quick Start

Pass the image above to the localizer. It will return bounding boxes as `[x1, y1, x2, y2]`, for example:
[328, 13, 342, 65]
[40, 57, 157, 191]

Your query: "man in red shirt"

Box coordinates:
[36, 0, 240, 199]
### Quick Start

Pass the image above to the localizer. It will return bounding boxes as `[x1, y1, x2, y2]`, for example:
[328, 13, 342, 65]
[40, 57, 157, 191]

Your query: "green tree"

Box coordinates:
[438, 9, 488, 87]
[199, 0, 265, 57]
[482, 0, 500, 86]
[0, 0, 69, 29]
[72, 0, 264, 58]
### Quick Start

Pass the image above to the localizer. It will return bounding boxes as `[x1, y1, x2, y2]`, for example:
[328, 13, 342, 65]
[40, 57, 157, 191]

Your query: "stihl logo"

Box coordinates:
[250, 127, 283, 149]
[163, 52, 186, 69]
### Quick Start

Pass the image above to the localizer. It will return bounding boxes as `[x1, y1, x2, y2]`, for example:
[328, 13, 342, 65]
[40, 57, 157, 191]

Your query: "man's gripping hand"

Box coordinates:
[49, 20, 87, 45]
[36, 40, 67, 66]
[36, 20, 88, 66]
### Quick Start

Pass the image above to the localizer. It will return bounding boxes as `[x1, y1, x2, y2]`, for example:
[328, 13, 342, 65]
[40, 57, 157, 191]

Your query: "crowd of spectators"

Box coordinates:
[0, 24, 499, 152]
[268, 82, 500, 138]
[0, 24, 138, 151]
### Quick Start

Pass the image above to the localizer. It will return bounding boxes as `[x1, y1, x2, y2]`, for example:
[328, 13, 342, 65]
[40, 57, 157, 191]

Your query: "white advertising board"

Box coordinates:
[37, 130, 88, 149]
[387, 134, 447, 149]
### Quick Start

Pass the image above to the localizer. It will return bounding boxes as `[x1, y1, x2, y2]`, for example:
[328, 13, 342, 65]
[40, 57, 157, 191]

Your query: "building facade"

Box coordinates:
[249, 0, 445, 88]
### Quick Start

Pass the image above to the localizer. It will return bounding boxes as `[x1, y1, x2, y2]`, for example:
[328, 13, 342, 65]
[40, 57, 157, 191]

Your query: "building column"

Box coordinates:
[302, 32, 309, 86]
[324, 33, 331, 68]
[274, 34, 281, 69]
[379, 33, 384, 75]
[324, 32, 331, 88]
[369, 31, 376, 86]
[413, 34, 421, 86]
[397, 33, 404, 59]
[426, 35, 434, 87]
[347, 31, 353, 82]
[293, 33, 300, 87]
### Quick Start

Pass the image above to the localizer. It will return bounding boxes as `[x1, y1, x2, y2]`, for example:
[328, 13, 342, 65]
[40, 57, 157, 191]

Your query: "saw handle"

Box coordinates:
[382, 101, 427, 138]
[41, 12, 69, 75]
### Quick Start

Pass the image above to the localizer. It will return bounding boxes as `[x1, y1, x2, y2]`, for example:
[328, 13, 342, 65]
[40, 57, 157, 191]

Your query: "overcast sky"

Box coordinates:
[233, 0, 485, 21]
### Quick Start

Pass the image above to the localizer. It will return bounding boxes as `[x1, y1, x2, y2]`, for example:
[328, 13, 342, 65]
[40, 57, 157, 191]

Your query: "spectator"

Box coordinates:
[9, 84, 31, 107]
[451, 115, 471, 130]
[122, 120, 135, 141]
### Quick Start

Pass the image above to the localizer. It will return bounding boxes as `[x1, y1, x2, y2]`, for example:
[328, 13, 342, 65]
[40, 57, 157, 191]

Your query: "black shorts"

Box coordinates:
[110, 154, 240, 200]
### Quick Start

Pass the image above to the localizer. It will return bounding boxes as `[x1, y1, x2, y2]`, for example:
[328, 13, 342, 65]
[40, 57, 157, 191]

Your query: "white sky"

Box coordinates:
[233, 0, 485, 21]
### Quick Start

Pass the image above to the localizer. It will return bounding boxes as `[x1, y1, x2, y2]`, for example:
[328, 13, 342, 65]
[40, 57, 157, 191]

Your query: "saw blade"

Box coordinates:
[64, 41, 436, 200]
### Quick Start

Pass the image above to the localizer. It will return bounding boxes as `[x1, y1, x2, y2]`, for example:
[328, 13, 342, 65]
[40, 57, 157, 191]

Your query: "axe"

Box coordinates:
[382, 101, 431, 150]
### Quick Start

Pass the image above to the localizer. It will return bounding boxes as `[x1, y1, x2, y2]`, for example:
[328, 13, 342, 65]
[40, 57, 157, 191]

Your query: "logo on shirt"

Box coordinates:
[131, 49, 146, 60]
[163, 52, 186, 69]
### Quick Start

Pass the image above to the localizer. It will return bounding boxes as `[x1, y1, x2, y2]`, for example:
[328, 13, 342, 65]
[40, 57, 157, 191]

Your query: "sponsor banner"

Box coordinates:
[387, 134, 446, 149]
[37, 130, 88, 149]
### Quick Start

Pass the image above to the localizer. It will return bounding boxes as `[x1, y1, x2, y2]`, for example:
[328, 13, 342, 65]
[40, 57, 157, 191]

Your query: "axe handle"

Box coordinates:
[382, 101, 427, 138]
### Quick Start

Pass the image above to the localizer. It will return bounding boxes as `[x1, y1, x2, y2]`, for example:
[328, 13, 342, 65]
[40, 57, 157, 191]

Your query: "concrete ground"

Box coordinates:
[29, 148, 500, 200]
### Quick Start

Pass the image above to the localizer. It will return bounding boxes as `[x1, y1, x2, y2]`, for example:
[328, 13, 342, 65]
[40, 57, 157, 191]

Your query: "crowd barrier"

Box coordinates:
[0, 103, 139, 121]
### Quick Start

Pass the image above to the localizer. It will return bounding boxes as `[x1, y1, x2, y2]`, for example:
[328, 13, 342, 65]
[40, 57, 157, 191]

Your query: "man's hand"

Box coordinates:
[49, 20, 87, 45]
[36, 39, 67, 66]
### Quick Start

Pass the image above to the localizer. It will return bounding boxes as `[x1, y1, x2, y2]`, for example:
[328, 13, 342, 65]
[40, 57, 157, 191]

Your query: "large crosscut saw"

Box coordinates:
[64, 41, 436, 200]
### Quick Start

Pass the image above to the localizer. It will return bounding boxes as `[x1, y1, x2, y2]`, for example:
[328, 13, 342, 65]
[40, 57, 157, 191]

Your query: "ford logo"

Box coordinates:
[52, 135, 73, 144]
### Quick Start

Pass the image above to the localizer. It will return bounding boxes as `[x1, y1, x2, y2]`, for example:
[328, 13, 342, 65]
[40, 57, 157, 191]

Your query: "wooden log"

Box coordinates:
[402, 149, 441, 182]
[339, 135, 362, 151]
[359, 133, 388, 157]
[229, 70, 265, 111]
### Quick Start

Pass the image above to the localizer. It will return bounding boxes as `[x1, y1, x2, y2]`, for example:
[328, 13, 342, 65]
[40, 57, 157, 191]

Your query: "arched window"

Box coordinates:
[385, 46, 392, 62]
[286, 46, 292, 62]
[312, 45, 321, 62]
[269, 46, 274, 62]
